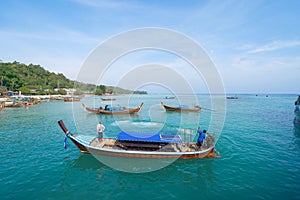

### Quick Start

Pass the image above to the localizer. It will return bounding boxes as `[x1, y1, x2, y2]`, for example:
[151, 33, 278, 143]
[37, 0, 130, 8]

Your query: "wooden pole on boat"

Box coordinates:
[58, 120, 69, 134]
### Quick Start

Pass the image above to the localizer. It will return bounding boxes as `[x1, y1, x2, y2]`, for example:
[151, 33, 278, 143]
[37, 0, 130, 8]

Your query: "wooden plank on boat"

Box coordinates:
[116, 141, 163, 149]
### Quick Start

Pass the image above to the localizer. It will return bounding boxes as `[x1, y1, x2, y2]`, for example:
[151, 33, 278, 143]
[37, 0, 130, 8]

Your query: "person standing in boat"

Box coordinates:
[196, 127, 206, 149]
[97, 121, 105, 141]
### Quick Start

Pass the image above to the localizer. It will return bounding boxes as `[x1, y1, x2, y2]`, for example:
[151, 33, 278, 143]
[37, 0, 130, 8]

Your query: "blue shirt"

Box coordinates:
[197, 131, 206, 143]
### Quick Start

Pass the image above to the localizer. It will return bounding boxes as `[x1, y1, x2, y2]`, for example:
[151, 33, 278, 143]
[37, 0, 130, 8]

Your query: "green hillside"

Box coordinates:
[0, 61, 147, 95]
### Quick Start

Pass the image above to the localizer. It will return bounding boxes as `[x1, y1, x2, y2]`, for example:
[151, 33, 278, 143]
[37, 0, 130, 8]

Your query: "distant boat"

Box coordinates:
[64, 96, 82, 102]
[58, 120, 217, 159]
[101, 98, 116, 101]
[4, 99, 24, 107]
[161, 102, 201, 112]
[51, 96, 64, 101]
[165, 96, 175, 99]
[226, 96, 238, 99]
[24, 97, 40, 105]
[82, 102, 143, 115]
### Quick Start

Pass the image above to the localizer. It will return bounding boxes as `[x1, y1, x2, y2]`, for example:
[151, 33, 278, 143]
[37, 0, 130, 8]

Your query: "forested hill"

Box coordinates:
[0, 61, 74, 90]
[0, 61, 147, 95]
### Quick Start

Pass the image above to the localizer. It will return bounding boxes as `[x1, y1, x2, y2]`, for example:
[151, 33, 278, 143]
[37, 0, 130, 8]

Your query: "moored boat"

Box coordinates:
[226, 96, 238, 99]
[161, 102, 201, 112]
[165, 96, 175, 99]
[64, 96, 82, 102]
[82, 102, 143, 115]
[24, 97, 40, 105]
[82, 103, 99, 113]
[4, 99, 24, 107]
[58, 120, 217, 159]
[101, 98, 116, 101]
[51, 96, 64, 101]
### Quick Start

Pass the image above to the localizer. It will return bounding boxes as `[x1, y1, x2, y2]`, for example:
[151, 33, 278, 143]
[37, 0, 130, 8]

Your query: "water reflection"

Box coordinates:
[70, 154, 104, 170]
[93, 154, 178, 173]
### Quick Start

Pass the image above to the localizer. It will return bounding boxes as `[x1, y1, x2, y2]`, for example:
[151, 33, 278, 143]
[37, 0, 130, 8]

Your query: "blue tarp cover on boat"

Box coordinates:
[117, 132, 182, 143]
[104, 105, 124, 112]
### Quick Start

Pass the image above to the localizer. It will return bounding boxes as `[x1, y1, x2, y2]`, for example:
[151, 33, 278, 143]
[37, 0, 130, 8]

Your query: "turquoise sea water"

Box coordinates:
[0, 94, 299, 199]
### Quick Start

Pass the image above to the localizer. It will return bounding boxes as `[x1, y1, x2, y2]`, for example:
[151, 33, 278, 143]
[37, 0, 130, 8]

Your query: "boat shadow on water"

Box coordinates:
[68, 153, 179, 173]
[69, 154, 105, 170]
[69, 153, 218, 175]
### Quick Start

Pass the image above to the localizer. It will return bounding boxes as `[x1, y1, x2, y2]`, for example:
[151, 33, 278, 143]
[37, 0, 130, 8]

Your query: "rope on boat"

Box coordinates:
[64, 131, 71, 149]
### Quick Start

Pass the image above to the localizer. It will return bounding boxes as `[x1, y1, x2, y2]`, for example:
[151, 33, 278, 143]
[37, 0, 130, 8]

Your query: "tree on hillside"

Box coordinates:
[0, 61, 147, 94]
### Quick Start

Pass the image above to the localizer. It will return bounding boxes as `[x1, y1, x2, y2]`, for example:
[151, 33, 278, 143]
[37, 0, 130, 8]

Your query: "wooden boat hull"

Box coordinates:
[4, 101, 24, 107]
[82, 102, 143, 115]
[82, 103, 99, 113]
[68, 135, 215, 159]
[161, 102, 201, 112]
[101, 98, 116, 101]
[226, 96, 238, 99]
[64, 97, 82, 102]
[58, 120, 217, 159]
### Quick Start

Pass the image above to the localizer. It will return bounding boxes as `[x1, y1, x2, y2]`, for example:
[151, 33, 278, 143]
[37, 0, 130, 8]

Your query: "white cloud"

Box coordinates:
[217, 52, 300, 93]
[0, 28, 101, 45]
[231, 53, 300, 72]
[247, 40, 300, 54]
[70, 0, 138, 9]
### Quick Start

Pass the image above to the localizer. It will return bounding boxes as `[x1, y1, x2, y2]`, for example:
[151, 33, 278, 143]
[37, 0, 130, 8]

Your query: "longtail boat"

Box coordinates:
[4, 100, 24, 107]
[82, 102, 143, 115]
[64, 96, 82, 102]
[25, 97, 40, 105]
[165, 96, 175, 99]
[82, 103, 99, 113]
[51, 96, 64, 101]
[58, 120, 217, 159]
[161, 102, 201, 112]
[101, 98, 116, 101]
[226, 96, 238, 99]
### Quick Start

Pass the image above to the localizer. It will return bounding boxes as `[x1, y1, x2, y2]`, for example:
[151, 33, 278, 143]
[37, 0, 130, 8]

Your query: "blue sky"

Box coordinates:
[1, 0, 300, 94]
